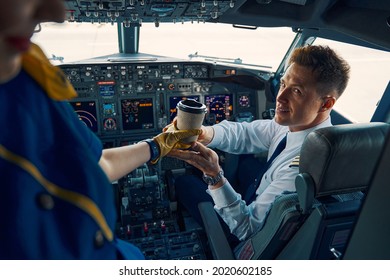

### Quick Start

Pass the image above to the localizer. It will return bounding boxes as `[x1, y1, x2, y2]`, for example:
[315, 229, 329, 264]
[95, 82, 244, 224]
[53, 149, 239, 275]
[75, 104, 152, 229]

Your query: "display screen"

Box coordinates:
[204, 94, 233, 124]
[168, 95, 200, 122]
[99, 85, 115, 97]
[121, 98, 154, 130]
[238, 94, 251, 108]
[70, 101, 99, 132]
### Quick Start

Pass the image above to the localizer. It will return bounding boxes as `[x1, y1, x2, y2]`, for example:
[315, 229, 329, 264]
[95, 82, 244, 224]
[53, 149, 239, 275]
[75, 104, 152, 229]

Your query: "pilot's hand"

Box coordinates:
[151, 128, 201, 164]
[168, 142, 223, 188]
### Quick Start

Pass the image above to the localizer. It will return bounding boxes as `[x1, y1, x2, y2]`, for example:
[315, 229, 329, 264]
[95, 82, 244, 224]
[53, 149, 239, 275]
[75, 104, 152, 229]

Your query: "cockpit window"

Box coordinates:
[139, 23, 295, 71]
[32, 22, 295, 71]
[32, 23, 119, 63]
[313, 38, 390, 123]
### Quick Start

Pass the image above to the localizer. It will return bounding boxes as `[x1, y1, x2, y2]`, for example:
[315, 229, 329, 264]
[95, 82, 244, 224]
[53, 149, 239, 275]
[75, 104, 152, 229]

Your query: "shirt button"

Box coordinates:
[94, 230, 105, 248]
[37, 193, 55, 210]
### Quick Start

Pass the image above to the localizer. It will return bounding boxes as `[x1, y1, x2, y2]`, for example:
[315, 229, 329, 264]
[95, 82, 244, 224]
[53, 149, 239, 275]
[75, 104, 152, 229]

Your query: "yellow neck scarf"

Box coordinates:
[21, 43, 77, 101]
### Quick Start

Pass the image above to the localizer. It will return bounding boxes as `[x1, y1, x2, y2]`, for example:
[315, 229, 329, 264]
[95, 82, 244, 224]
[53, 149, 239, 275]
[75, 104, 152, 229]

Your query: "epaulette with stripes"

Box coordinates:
[289, 155, 300, 167]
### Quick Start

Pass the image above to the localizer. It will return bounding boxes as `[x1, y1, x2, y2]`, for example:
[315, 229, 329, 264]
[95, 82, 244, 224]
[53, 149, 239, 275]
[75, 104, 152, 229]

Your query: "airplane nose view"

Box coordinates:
[1, 0, 390, 276]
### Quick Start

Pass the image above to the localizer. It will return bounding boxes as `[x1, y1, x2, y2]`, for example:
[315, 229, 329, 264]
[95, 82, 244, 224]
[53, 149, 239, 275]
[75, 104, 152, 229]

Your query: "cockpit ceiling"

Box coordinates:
[64, 0, 390, 50]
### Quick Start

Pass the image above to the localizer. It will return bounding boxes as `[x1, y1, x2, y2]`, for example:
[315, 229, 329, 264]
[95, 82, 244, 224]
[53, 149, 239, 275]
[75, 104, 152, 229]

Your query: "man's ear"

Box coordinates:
[320, 96, 336, 112]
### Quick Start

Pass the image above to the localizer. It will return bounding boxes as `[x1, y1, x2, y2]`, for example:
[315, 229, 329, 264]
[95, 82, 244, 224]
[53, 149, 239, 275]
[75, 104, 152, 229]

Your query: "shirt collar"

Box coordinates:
[286, 117, 333, 147]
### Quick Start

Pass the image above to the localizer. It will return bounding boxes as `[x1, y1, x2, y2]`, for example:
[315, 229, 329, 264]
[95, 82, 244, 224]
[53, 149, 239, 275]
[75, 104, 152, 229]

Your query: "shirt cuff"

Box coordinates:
[206, 180, 239, 208]
[208, 124, 224, 148]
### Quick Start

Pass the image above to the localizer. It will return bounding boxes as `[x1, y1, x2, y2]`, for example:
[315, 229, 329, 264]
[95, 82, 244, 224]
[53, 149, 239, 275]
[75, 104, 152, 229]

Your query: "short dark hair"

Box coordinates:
[288, 45, 351, 98]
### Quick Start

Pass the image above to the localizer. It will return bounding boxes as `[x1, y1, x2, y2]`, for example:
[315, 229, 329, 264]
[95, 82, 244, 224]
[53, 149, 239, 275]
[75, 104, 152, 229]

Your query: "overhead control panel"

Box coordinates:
[64, 0, 242, 25]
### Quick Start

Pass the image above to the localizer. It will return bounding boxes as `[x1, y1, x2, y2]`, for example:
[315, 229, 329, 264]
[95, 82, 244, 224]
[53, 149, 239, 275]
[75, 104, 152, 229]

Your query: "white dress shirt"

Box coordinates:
[206, 117, 332, 241]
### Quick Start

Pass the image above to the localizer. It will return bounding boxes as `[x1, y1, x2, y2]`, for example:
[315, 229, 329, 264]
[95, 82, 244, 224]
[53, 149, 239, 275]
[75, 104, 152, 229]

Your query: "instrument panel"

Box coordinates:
[60, 58, 263, 259]
[61, 60, 261, 143]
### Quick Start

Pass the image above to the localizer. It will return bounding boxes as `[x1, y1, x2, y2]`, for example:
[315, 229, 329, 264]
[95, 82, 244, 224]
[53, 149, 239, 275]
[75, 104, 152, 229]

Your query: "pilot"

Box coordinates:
[0, 0, 200, 259]
[169, 45, 351, 248]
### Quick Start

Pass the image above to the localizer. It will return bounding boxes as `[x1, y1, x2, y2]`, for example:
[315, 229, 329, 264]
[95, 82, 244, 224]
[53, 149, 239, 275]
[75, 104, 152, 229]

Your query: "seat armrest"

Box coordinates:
[198, 201, 235, 260]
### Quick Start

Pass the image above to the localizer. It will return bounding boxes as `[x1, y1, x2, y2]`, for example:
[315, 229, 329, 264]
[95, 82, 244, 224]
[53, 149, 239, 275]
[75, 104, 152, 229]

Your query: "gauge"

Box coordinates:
[145, 82, 154, 91]
[103, 118, 117, 130]
[239, 95, 250, 107]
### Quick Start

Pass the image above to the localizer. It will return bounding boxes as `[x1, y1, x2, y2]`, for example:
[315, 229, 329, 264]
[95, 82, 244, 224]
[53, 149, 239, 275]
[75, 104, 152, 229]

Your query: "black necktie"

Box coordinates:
[243, 134, 288, 203]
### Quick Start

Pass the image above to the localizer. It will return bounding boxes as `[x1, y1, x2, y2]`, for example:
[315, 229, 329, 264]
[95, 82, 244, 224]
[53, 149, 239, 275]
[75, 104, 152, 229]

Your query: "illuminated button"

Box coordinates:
[36, 193, 54, 210]
[94, 230, 105, 248]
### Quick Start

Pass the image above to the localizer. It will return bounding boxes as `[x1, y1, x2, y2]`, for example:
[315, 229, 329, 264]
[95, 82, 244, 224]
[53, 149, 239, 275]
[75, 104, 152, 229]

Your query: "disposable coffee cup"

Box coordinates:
[176, 99, 207, 143]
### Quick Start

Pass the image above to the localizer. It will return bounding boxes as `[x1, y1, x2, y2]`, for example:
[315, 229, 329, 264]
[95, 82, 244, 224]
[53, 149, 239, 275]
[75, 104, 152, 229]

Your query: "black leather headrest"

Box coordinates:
[299, 122, 390, 197]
